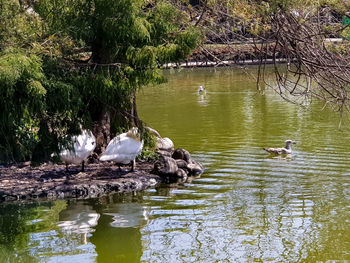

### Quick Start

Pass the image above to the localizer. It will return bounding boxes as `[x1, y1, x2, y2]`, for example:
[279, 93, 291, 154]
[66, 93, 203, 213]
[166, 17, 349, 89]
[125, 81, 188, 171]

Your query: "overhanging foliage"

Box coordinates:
[0, 0, 202, 163]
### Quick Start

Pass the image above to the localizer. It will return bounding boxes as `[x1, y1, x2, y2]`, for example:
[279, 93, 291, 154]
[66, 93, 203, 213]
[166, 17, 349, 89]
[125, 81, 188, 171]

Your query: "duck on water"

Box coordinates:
[198, 85, 206, 94]
[263, 140, 296, 155]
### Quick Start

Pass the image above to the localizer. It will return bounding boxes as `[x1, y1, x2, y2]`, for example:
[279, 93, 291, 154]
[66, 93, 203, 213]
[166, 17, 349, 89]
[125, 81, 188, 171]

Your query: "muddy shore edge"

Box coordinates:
[0, 161, 163, 203]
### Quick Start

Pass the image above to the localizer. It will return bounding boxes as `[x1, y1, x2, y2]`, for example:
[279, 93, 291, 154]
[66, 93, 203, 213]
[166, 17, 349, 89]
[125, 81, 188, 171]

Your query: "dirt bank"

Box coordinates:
[0, 161, 162, 203]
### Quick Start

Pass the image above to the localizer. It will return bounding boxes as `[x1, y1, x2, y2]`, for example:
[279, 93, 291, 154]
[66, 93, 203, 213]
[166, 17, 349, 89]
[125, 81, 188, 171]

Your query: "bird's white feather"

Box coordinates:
[99, 130, 143, 164]
[60, 129, 96, 164]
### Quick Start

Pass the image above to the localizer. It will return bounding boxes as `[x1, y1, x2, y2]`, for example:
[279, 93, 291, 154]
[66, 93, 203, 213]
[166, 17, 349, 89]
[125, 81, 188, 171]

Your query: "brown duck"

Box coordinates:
[263, 140, 296, 155]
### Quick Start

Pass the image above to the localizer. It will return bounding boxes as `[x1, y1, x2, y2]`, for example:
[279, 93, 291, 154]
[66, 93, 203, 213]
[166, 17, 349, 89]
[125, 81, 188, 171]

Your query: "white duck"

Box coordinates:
[99, 127, 144, 171]
[198, 85, 206, 94]
[263, 140, 296, 155]
[59, 129, 96, 171]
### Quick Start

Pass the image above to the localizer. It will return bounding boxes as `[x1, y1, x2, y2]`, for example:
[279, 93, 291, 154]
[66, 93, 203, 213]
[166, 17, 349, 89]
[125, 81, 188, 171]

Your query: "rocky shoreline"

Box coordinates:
[0, 148, 204, 203]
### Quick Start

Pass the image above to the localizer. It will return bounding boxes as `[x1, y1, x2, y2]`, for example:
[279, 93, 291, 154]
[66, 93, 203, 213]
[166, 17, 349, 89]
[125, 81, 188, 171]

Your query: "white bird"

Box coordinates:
[59, 129, 96, 171]
[99, 127, 144, 171]
[157, 137, 174, 151]
[145, 126, 174, 151]
[198, 85, 206, 94]
[263, 140, 296, 155]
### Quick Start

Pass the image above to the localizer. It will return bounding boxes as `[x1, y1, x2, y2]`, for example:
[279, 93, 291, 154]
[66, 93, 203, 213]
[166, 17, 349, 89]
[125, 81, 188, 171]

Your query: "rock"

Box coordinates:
[175, 159, 188, 170]
[172, 149, 204, 175]
[155, 148, 204, 177]
[157, 150, 172, 157]
[187, 163, 204, 175]
[188, 158, 204, 174]
[175, 168, 188, 179]
[172, 148, 191, 163]
[152, 156, 178, 176]
[157, 137, 174, 151]
[149, 178, 158, 187]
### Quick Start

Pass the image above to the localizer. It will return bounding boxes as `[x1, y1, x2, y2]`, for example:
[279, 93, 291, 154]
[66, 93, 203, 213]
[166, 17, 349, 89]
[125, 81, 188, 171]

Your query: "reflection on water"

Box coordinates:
[104, 203, 149, 228]
[0, 67, 350, 262]
[89, 197, 149, 262]
[58, 204, 99, 233]
[197, 92, 209, 107]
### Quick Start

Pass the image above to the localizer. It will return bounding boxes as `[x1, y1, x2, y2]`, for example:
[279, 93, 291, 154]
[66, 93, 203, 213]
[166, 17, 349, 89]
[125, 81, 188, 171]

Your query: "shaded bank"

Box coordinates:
[0, 162, 161, 203]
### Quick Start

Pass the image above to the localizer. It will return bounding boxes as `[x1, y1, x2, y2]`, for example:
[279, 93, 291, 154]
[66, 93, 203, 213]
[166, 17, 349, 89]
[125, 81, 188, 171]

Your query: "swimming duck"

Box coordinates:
[198, 85, 206, 94]
[59, 129, 96, 171]
[263, 140, 296, 155]
[99, 127, 144, 171]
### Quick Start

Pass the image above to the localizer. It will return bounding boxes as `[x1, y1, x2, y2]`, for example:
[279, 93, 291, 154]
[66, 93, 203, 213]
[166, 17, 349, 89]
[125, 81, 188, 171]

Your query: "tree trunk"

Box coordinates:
[90, 39, 138, 157]
[90, 37, 113, 157]
[93, 107, 111, 156]
[131, 91, 140, 127]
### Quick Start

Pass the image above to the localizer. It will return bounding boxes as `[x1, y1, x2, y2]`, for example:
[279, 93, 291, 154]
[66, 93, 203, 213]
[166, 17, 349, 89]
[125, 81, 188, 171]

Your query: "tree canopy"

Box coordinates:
[1, 0, 349, 163]
[0, 0, 202, 163]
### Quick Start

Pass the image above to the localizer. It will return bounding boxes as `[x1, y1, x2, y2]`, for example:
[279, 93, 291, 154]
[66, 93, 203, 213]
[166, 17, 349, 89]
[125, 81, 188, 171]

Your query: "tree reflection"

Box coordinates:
[0, 201, 66, 262]
[90, 193, 149, 263]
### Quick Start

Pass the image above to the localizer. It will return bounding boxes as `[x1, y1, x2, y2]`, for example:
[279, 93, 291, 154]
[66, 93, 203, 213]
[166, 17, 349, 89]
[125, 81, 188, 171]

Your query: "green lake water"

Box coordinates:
[1, 67, 350, 262]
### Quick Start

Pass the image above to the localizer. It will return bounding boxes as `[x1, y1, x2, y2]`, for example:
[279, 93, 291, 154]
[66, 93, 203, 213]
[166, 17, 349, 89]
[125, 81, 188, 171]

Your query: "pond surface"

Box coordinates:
[1, 67, 350, 262]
